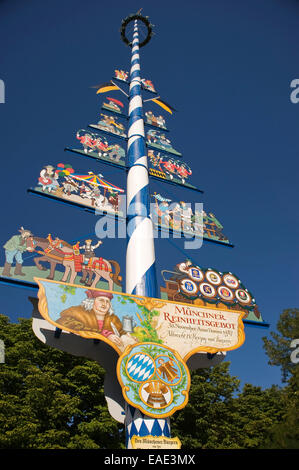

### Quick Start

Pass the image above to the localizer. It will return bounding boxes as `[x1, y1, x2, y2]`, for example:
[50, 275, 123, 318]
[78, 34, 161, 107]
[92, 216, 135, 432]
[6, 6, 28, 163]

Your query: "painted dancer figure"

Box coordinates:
[38, 166, 59, 192]
[157, 115, 166, 128]
[76, 132, 95, 153]
[145, 110, 154, 125]
[93, 135, 109, 157]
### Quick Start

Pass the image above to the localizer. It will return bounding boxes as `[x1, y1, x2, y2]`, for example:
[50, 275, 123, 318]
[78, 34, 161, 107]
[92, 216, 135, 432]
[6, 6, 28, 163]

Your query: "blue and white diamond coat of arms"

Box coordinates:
[117, 342, 190, 418]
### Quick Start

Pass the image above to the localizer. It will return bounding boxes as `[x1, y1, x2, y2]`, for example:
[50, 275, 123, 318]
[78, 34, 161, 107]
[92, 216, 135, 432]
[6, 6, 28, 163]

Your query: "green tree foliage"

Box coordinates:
[171, 364, 284, 449]
[261, 308, 299, 448]
[262, 308, 299, 382]
[0, 311, 298, 449]
[0, 315, 124, 449]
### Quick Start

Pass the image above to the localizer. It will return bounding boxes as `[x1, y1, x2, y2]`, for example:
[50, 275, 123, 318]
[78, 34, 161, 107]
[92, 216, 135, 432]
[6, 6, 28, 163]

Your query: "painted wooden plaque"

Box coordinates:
[114, 69, 129, 82]
[35, 279, 245, 417]
[31, 162, 125, 215]
[102, 97, 125, 115]
[0, 229, 122, 291]
[145, 111, 167, 131]
[161, 260, 266, 326]
[68, 129, 126, 167]
[89, 113, 127, 139]
[141, 78, 156, 93]
[36, 279, 245, 359]
[131, 435, 181, 449]
[146, 130, 182, 156]
[117, 342, 190, 418]
[151, 193, 231, 245]
[148, 150, 197, 189]
[113, 70, 156, 94]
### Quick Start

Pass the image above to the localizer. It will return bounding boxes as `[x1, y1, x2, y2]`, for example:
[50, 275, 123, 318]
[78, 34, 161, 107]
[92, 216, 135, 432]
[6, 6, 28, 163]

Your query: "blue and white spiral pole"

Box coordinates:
[123, 15, 170, 448]
[126, 20, 157, 298]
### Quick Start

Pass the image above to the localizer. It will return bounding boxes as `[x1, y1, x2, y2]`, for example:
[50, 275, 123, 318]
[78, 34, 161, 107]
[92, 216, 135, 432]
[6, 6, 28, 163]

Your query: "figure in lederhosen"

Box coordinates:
[79, 239, 103, 286]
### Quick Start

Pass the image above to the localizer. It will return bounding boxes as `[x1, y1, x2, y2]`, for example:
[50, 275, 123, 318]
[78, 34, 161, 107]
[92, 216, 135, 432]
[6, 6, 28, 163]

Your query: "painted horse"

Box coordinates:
[26, 235, 122, 288]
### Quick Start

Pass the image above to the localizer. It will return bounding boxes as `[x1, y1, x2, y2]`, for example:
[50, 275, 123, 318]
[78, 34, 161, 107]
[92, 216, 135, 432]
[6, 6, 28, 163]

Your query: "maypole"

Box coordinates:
[122, 12, 170, 449]
[5, 7, 269, 454]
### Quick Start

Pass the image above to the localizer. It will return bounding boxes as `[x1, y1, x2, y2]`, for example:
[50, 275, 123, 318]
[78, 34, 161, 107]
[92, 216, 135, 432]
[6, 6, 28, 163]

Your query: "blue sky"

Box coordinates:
[0, 0, 298, 392]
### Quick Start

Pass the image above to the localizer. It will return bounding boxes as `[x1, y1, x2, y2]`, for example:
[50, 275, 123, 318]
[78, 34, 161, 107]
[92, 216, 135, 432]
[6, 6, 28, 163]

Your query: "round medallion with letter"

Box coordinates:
[180, 278, 198, 296]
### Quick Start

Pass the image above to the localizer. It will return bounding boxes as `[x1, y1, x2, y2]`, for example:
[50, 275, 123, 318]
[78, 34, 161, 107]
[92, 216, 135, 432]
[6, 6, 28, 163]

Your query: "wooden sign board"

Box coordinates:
[35, 278, 245, 358]
[131, 435, 181, 449]
[35, 278, 244, 418]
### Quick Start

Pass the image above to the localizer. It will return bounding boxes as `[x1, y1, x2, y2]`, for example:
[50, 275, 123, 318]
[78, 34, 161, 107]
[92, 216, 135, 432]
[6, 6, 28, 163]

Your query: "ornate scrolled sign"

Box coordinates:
[35, 278, 245, 418]
[35, 278, 245, 359]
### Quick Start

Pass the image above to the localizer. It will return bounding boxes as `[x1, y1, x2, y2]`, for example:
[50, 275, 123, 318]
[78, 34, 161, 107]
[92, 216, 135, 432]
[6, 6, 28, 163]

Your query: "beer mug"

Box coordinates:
[122, 315, 137, 333]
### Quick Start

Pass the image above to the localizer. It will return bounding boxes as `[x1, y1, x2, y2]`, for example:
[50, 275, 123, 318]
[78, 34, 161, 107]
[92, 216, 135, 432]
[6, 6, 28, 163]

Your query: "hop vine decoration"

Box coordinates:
[118, 296, 164, 343]
[59, 285, 77, 303]
[132, 306, 163, 344]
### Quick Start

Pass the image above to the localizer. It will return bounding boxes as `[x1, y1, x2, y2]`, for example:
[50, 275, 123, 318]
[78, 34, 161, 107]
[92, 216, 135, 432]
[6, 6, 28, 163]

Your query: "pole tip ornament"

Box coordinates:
[120, 12, 153, 48]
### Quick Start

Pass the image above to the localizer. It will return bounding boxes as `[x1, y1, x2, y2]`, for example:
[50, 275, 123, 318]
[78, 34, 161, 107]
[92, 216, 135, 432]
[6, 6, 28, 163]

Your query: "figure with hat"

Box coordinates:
[56, 290, 137, 351]
[2, 227, 33, 277]
[79, 239, 103, 286]
[174, 259, 193, 277]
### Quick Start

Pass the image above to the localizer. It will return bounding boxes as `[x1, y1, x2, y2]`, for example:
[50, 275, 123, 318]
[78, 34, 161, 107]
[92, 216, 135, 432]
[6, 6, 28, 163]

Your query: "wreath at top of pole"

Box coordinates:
[120, 10, 154, 48]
